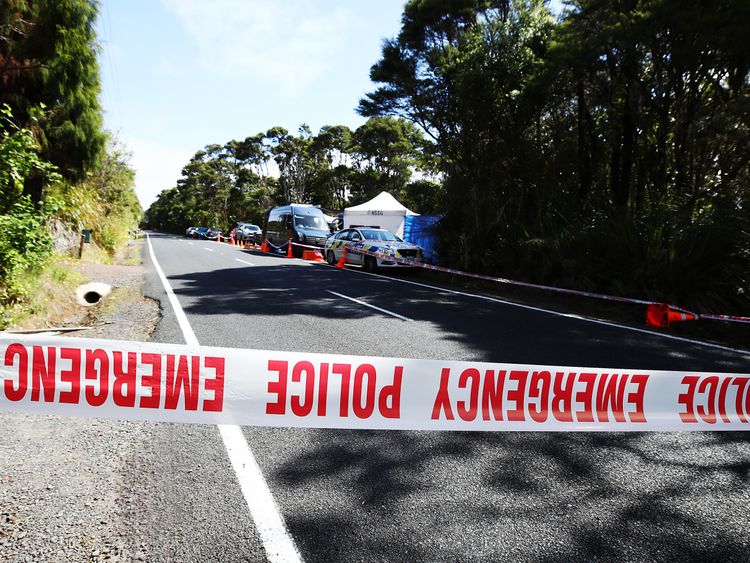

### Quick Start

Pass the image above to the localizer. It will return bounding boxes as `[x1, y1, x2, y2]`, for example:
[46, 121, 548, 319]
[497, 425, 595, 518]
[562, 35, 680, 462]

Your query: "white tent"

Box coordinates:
[343, 191, 418, 238]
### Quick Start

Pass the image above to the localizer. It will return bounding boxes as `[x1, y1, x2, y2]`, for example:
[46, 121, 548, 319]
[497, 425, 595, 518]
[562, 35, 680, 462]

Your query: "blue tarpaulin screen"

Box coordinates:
[403, 215, 441, 262]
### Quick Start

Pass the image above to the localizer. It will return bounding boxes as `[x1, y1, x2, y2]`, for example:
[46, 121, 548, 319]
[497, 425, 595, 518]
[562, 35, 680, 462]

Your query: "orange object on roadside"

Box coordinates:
[286, 239, 294, 258]
[646, 303, 697, 328]
[336, 248, 347, 269]
[260, 240, 269, 253]
[303, 249, 325, 262]
[668, 308, 697, 324]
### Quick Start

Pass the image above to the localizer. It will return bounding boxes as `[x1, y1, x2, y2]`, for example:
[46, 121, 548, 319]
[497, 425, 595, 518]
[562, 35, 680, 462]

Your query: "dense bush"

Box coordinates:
[0, 197, 52, 319]
[0, 2, 142, 327]
[361, 0, 750, 313]
[0, 109, 141, 326]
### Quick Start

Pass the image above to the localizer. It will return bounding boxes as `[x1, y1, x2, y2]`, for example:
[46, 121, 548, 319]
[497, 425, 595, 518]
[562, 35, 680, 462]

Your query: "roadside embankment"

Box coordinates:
[0, 238, 162, 562]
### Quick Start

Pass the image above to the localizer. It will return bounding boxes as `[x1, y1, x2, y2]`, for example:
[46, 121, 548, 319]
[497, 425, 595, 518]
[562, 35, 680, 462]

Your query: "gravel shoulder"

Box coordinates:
[0, 240, 161, 562]
[0, 238, 267, 563]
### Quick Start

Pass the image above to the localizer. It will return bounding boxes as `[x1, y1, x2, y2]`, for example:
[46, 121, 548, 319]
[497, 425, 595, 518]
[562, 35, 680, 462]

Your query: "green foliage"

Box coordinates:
[0, 4, 139, 327]
[0, 105, 62, 204]
[0, 105, 59, 323]
[361, 0, 750, 311]
[404, 179, 444, 214]
[145, 136, 277, 232]
[0, 112, 140, 326]
[145, 118, 439, 231]
[46, 137, 142, 255]
[348, 117, 425, 205]
[0, 196, 52, 319]
[1, 0, 105, 185]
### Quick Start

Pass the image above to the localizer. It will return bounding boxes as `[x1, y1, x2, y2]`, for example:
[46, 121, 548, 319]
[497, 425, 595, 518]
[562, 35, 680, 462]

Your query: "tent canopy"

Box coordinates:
[343, 191, 417, 237]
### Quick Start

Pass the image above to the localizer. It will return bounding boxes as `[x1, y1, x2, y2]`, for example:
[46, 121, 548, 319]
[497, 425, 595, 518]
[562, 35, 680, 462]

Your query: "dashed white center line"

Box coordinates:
[204, 247, 215, 252]
[326, 290, 413, 321]
[235, 258, 254, 266]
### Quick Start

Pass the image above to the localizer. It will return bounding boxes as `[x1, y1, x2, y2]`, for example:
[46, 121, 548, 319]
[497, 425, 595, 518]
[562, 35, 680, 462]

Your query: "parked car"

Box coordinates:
[185, 226, 197, 237]
[234, 222, 262, 244]
[263, 204, 332, 257]
[206, 227, 223, 240]
[194, 227, 209, 239]
[324, 227, 423, 272]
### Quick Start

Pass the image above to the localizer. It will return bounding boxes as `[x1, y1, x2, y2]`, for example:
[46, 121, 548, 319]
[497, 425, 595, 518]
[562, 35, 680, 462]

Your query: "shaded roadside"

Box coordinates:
[380, 267, 750, 355]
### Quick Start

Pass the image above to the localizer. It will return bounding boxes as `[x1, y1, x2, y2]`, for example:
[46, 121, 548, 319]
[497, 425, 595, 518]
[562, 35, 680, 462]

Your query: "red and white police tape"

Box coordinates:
[264, 240, 324, 253]
[342, 245, 750, 326]
[2, 334, 749, 431]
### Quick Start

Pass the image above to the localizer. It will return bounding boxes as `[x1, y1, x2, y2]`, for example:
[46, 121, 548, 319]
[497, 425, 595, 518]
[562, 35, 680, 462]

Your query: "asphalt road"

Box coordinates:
[139, 232, 750, 562]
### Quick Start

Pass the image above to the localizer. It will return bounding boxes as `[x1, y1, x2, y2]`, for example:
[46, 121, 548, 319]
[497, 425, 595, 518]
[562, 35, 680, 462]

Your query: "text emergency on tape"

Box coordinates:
[1, 334, 749, 431]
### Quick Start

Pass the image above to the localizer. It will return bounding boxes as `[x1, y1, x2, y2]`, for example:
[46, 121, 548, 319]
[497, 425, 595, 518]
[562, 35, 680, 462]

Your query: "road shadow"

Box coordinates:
[152, 235, 750, 561]
[263, 428, 750, 562]
[161, 256, 749, 372]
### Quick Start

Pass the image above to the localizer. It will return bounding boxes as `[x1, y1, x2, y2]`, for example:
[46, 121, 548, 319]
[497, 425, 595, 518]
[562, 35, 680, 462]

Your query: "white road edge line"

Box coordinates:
[326, 290, 413, 321]
[235, 258, 255, 266]
[146, 234, 303, 563]
[330, 264, 750, 357]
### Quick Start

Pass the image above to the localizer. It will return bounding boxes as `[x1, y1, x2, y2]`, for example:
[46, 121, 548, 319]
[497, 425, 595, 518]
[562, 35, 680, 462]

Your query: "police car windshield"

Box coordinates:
[295, 214, 327, 229]
[360, 229, 400, 242]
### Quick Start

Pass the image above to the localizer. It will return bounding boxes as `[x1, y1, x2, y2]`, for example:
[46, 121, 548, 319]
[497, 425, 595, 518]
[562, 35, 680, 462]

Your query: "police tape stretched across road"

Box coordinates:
[1, 334, 748, 431]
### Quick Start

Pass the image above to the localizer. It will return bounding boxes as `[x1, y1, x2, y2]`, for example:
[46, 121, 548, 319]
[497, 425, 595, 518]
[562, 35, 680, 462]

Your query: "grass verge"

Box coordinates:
[2, 238, 144, 330]
[3, 257, 87, 330]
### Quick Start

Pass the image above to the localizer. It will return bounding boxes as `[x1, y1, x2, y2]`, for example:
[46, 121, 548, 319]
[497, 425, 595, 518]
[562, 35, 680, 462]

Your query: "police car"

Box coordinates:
[324, 227, 423, 272]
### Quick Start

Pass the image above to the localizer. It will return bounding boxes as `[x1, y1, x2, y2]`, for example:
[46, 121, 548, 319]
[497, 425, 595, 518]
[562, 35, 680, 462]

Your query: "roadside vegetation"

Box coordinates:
[143, 117, 442, 230]
[0, 0, 141, 328]
[145, 0, 749, 314]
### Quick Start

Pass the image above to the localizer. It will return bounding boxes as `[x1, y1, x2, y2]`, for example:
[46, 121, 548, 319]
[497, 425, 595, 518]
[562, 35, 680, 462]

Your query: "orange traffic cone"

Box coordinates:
[646, 304, 697, 328]
[260, 239, 269, 253]
[646, 304, 669, 328]
[286, 239, 294, 258]
[336, 248, 347, 269]
[303, 249, 325, 262]
[668, 308, 697, 325]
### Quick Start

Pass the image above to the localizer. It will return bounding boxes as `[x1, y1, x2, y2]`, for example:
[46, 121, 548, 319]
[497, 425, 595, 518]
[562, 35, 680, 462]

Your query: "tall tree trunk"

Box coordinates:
[621, 72, 638, 219]
[576, 80, 592, 199]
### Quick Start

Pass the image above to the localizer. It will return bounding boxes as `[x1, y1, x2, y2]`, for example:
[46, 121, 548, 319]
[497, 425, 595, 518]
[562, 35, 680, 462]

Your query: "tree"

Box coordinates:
[1, 0, 105, 192]
[308, 125, 353, 210]
[540, 0, 750, 306]
[360, 0, 555, 269]
[361, 0, 749, 309]
[348, 117, 424, 204]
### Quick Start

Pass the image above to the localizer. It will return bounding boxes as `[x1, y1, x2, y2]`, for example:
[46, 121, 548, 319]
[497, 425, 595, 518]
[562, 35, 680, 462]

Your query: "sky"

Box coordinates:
[96, 0, 408, 209]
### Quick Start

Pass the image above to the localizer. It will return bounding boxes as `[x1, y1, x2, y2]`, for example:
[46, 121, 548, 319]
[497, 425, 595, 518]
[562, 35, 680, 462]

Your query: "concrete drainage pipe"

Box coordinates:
[76, 282, 112, 306]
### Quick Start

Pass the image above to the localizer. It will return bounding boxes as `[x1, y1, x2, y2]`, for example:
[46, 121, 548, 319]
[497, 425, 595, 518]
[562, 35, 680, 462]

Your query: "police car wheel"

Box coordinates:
[364, 256, 377, 272]
[326, 250, 337, 266]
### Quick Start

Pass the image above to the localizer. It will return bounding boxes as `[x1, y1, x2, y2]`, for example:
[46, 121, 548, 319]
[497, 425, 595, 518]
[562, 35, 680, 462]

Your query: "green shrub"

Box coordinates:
[0, 197, 52, 324]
